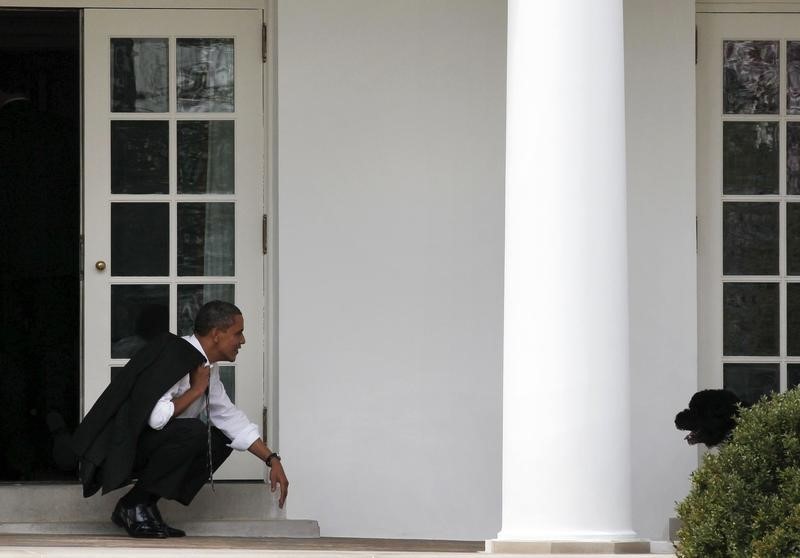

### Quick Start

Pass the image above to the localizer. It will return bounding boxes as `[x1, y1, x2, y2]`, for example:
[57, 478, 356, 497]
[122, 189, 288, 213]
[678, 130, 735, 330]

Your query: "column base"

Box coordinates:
[485, 539, 651, 554]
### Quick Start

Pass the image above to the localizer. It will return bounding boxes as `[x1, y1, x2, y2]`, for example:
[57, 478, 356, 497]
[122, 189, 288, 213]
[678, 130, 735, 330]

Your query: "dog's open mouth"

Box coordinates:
[685, 431, 700, 445]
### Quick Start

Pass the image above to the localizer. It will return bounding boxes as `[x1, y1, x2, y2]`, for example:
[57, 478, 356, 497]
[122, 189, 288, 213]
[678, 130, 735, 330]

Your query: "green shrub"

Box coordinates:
[676, 388, 800, 557]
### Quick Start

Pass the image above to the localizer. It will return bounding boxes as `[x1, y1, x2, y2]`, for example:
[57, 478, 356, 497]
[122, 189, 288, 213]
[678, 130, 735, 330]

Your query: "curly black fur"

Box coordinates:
[675, 389, 743, 447]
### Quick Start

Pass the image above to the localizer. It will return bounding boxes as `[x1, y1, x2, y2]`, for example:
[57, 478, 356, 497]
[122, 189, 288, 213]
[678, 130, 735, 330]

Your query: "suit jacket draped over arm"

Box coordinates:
[71, 333, 205, 497]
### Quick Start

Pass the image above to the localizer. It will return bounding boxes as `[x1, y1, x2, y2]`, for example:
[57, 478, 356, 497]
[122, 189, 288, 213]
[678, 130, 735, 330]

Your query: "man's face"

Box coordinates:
[213, 314, 246, 362]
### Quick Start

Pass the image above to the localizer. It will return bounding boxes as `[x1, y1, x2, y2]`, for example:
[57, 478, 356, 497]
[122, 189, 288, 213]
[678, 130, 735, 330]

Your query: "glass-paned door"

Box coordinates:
[698, 14, 800, 406]
[83, 9, 265, 479]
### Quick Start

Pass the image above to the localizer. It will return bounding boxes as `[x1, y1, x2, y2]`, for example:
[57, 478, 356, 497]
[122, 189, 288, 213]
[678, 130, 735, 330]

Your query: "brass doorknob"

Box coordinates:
[95, 260, 107, 271]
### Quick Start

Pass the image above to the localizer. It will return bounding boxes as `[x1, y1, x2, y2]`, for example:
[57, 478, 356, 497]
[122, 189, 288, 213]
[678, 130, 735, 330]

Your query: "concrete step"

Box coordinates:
[0, 483, 295, 522]
[0, 483, 320, 539]
[0, 520, 319, 538]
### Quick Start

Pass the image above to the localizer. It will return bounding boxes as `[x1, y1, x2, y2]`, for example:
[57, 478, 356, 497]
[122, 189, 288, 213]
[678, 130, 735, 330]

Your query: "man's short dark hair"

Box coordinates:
[193, 300, 242, 336]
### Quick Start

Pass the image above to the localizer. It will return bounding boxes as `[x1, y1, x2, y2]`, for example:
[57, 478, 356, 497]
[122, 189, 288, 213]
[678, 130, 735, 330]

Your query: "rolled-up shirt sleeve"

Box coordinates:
[208, 369, 260, 451]
[148, 389, 177, 430]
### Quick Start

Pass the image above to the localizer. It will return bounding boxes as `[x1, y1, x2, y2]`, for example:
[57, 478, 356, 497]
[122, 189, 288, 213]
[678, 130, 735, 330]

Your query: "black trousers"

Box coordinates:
[133, 418, 232, 505]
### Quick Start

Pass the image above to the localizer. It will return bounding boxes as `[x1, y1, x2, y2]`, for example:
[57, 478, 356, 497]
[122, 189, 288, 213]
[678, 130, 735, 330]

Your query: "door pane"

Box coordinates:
[723, 282, 779, 356]
[111, 121, 169, 194]
[111, 202, 169, 276]
[787, 283, 800, 355]
[177, 202, 235, 276]
[724, 40, 779, 114]
[786, 204, 800, 275]
[177, 283, 235, 335]
[177, 120, 234, 194]
[723, 121, 779, 195]
[111, 38, 168, 113]
[788, 42, 800, 114]
[723, 363, 779, 405]
[177, 38, 234, 112]
[111, 284, 169, 358]
[788, 123, 800, 194]
[788, 364, 800, 390]
[723, 202, 779, 275]
[220, 366, 235, 403]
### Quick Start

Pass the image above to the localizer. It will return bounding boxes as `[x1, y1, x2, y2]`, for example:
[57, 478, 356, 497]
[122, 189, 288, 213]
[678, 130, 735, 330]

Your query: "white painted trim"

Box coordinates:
[699, 2, 800, 13]
[700, 0, 800, 3]
[263, 0, 279, 453]
[0, 0, 265, 8]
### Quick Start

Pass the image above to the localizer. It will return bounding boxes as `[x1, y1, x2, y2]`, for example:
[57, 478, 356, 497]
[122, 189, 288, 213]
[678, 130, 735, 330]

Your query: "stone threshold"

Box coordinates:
[0, 534, 485, 553]
[0, 534, 674, 556]
[0, 519, 319, 538]
[486, 539, 675, 555]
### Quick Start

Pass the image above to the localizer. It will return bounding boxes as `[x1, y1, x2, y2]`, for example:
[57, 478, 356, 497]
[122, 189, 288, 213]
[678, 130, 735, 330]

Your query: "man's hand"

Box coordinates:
[246, 438, 290, 509]
[189, 363, 210, 394]
[170, 363, 210, 417]
[269, 460, 289, 508]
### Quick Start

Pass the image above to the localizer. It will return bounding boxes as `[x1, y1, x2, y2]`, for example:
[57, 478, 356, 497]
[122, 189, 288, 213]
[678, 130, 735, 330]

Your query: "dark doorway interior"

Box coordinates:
[0, 9, 80, 481]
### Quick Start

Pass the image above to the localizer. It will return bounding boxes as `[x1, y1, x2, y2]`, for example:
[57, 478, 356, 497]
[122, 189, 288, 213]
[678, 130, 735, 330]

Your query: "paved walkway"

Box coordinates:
[0, 535, 674, 558]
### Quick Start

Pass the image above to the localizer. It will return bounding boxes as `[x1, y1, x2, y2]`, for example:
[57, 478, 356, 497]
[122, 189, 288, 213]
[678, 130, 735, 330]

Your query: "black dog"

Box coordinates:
[675, 389, 743, 447]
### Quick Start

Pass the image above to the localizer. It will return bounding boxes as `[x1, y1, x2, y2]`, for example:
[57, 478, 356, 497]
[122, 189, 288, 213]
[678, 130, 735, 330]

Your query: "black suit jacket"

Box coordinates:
[72, 333, 205, 497]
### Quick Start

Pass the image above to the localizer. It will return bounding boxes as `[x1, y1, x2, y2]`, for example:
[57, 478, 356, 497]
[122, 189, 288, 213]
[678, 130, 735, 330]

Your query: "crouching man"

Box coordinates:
[72, 301, 288, 538]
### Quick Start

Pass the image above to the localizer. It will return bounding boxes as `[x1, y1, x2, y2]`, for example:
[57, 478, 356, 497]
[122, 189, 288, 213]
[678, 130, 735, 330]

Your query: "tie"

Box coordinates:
[205, 384, 215, 492]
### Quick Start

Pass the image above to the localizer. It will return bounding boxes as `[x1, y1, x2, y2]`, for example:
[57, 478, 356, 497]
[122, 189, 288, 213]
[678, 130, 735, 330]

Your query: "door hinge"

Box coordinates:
[79, 234, 84, 281]
[262, 214, 268, 255]
[696, 216, 699, 254]
[695, 26, 698, 65]
[262, 22, 268, 63]
[262, 407, 268, 444]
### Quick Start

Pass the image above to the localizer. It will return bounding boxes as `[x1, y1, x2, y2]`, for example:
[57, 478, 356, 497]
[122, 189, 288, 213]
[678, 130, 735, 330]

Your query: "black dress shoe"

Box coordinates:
[111, 500, 168, 538]
[147, 502, 186, 537]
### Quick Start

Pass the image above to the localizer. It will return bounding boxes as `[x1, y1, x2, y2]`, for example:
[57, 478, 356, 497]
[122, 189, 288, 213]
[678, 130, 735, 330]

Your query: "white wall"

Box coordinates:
[623, 0, 698, 541]
[277, 0, 506, 539]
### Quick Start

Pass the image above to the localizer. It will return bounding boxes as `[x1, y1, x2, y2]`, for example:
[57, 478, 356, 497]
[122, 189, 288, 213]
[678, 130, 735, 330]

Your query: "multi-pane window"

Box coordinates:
[107, 36, 237, 399]
[721, 39, 800, 404]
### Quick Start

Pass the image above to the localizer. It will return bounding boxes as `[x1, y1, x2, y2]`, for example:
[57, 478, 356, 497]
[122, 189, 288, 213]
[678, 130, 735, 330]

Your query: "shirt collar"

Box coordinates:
[184, 334, 211, 365]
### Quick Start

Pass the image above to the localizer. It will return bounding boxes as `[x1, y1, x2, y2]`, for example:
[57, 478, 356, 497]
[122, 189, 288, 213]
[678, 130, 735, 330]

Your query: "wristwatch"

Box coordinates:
[266, 452, 281, 467]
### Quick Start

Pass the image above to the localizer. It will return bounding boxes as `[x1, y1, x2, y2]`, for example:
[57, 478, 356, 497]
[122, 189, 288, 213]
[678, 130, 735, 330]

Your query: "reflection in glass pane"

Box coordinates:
[724, 282, 779, 356]
[111, 121, 169, 194]
[724, 40, 779, 114]
[723, 202, 779, 275]
[789, 42, 800, 114]
[788, 204, 800, 275]
[111, 38, 168, 112]
[789, 364, 800, 390]
[723, 363, 779, 406]
[219, 366, 235, 404]
[111, 203, 169, 276]
[178, 203, 235, 276]
[111, 284, 169, 358]
[177, 284, 236, 336]
[789, 123, 800, 194]
[723, 122, 779, 195]
[177, 38, 234, 112]
[787, 284, 800, 356]
[178, 121, 234, 194]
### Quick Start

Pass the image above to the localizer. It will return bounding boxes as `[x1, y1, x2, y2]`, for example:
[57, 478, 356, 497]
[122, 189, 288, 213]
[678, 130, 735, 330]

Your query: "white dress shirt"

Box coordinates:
[147, 335, 260, 451]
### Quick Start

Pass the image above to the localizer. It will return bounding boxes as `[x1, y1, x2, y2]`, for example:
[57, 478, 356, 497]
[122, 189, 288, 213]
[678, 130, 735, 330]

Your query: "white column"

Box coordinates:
[489, 0, 638, 552]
